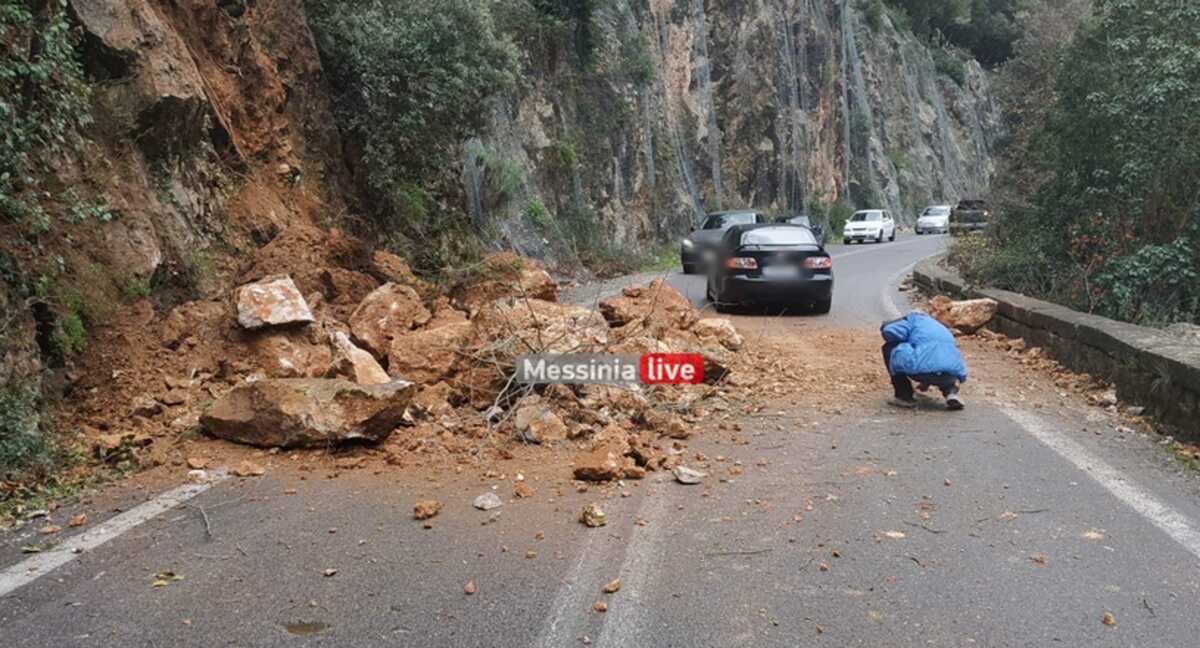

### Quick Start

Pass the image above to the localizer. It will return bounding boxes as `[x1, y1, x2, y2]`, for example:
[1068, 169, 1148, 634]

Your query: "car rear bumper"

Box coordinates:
[843, 231, 881, 241]
[717, 275, 833, 305]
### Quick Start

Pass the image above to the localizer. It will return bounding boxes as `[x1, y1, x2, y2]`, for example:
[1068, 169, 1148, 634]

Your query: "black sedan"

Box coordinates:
[680, 210, 770, 274]
[706, 224, 833, 314]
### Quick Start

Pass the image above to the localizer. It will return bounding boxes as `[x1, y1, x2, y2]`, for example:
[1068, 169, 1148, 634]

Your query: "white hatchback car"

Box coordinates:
[915, 205, 951, 234]
[842, 210, 896, 244]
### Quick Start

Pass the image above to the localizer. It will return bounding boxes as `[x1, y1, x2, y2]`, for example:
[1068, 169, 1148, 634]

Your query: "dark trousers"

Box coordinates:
[882, 342, 959, 400]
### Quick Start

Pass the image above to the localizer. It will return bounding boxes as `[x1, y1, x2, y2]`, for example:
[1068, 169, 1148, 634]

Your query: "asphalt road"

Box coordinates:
[4, 233, 1200, 647]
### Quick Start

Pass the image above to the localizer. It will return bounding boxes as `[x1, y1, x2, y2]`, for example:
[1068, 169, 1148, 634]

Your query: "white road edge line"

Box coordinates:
[1003, 408, 1200, 562]
[0, 471, 229, 598]
[882, 259, 1200, 563]
[533, 478, 672, 648]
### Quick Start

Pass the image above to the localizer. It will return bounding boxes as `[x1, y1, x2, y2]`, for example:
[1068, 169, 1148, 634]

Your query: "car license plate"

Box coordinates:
[762, 265, 799, 278]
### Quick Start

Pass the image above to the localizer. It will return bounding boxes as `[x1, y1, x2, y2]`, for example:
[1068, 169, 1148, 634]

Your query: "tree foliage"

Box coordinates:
[886, 0, 1023, 67]
[964, 0, 1200, 325]
[306, 0, 520, 265]
[0, 0, 92, 230]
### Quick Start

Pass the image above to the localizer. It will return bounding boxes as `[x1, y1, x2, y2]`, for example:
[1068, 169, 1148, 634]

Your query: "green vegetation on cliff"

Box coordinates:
[957, 0, 1200, 326]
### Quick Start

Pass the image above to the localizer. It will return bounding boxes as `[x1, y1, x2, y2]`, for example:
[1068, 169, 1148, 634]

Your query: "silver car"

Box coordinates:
[915, 205, 951, 235]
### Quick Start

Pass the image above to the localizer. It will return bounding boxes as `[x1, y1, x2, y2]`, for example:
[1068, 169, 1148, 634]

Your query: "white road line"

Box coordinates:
[533, 478, 672, 648]
[880, 259, 922, 319]
[1003, 408, 1200, 562]
[594, 483, 672, 647]
[0, 472, 229, 598]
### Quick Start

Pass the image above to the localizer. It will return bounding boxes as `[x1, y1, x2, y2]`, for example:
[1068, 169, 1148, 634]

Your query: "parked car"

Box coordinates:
[949, 199, 990, 235]
[842, 209, 896, 244]
[915, 205, 951, 235]
[774, 213, 825, 243]
[680, 210, 770, 274]
[706, 223, 833, 314]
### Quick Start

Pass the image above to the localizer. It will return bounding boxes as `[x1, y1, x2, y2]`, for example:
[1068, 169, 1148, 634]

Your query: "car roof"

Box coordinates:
[706, 209, 763, 216]
[854, 209, 884, 214]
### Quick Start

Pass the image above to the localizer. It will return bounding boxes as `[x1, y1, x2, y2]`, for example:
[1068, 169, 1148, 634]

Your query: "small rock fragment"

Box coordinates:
[513, 482, 535, 499]
[323, 568, 338, 577]
[593, 601, 608, 613]
[602, 578, 621, 594]
[68, 513, 87, 527]
[186, 457, 208, 470]
[1102, 612, 1116, 627]
[413, 500, 442, 520]
[473, 492, 503, 511]
[233, 460, 266, 477]
[579, 503, 607, 528]
[464, 580, 476, 595]
[673, 466, 706, 485]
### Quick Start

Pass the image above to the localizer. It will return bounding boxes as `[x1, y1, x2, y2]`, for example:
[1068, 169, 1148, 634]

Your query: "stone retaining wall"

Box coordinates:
[913, 256, 1200, 438]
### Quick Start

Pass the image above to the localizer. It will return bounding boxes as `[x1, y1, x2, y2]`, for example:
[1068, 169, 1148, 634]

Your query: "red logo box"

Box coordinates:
[639, 353, 705, 385]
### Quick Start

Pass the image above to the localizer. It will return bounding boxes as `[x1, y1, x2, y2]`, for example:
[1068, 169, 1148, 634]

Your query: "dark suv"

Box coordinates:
[949, 199, 990, 235]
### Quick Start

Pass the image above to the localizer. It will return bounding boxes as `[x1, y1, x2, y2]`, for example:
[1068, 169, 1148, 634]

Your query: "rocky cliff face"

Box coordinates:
[466, 0, 1001, 263]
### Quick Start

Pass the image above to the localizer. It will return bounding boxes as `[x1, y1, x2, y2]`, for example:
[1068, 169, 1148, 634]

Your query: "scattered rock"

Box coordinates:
[413, 500, 442, 520]
[323, 568, 338, 578]
[39, 524, 61, 535]
[236, 275, 314, 329]
[1102, 612, 1116, 627]
[349, 283, 432, 359]
[68, 513, 87, 527]
[602, 578, 621, 594]
[513, 482, 535, 499]
[464, 580, 476, 595]
[233, 460, 266, 477]
[928, 296, 998, 334]
[473, 492, 503, 511]
[186, 457, 208, 470]
[410, 382, 455, 419]
[201, 378, 415, 448]
[599, 279, 697, 332]
[672, 466, 706, 485]
[573, 445, 623, 482]
[691, 318, 744, 351]
[579, 503, 607, 528]
[159, 389, 189, 406]
[593, 601, 608, 613]
[328, 332, 391, 385]
[514, 401, 568, 444]
[131, 396, 163, 418]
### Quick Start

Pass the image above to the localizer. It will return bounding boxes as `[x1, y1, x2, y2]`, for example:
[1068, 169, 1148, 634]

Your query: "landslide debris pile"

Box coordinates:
[66, 226, 748, 478]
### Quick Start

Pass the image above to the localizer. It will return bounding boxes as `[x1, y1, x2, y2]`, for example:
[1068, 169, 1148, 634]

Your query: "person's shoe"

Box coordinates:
[888, 397, 917, 409]
[946, 394, 965, 411]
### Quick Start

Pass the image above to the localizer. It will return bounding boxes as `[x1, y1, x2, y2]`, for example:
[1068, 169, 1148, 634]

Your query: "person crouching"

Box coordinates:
[880, 311, 968, 411]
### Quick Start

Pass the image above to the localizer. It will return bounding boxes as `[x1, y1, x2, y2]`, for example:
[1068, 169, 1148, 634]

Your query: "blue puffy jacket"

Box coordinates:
[881, 312, 968, 382]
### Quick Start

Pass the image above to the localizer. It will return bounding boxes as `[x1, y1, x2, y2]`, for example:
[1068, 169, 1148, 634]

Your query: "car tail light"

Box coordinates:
[803, 256, 832, 269]
[725, 257, 758, 270]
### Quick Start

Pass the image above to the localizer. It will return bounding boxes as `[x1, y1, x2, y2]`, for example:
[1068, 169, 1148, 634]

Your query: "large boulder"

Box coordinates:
[929, 296, 998, 334]
[236, 275, 314, 329]
[200, 378, 415, 448]
[600, 279, 698, 333]
[349, 283, 432, 359]
[249, 329, 332, 379]
[328, 331, 391, 385]
[387, 321, 473, 384]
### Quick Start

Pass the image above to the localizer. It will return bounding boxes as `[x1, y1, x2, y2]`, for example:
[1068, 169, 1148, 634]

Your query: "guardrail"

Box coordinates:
[913, 255, 1200, 438]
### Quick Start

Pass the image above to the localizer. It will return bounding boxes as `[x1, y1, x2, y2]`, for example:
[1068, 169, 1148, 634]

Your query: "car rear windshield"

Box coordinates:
[786, 216, 812, 226]
[922, 206, 950, 216]
[740, 227, 817, 246]
[703, 212, 758, 229]
[851, 211, 882, 222]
